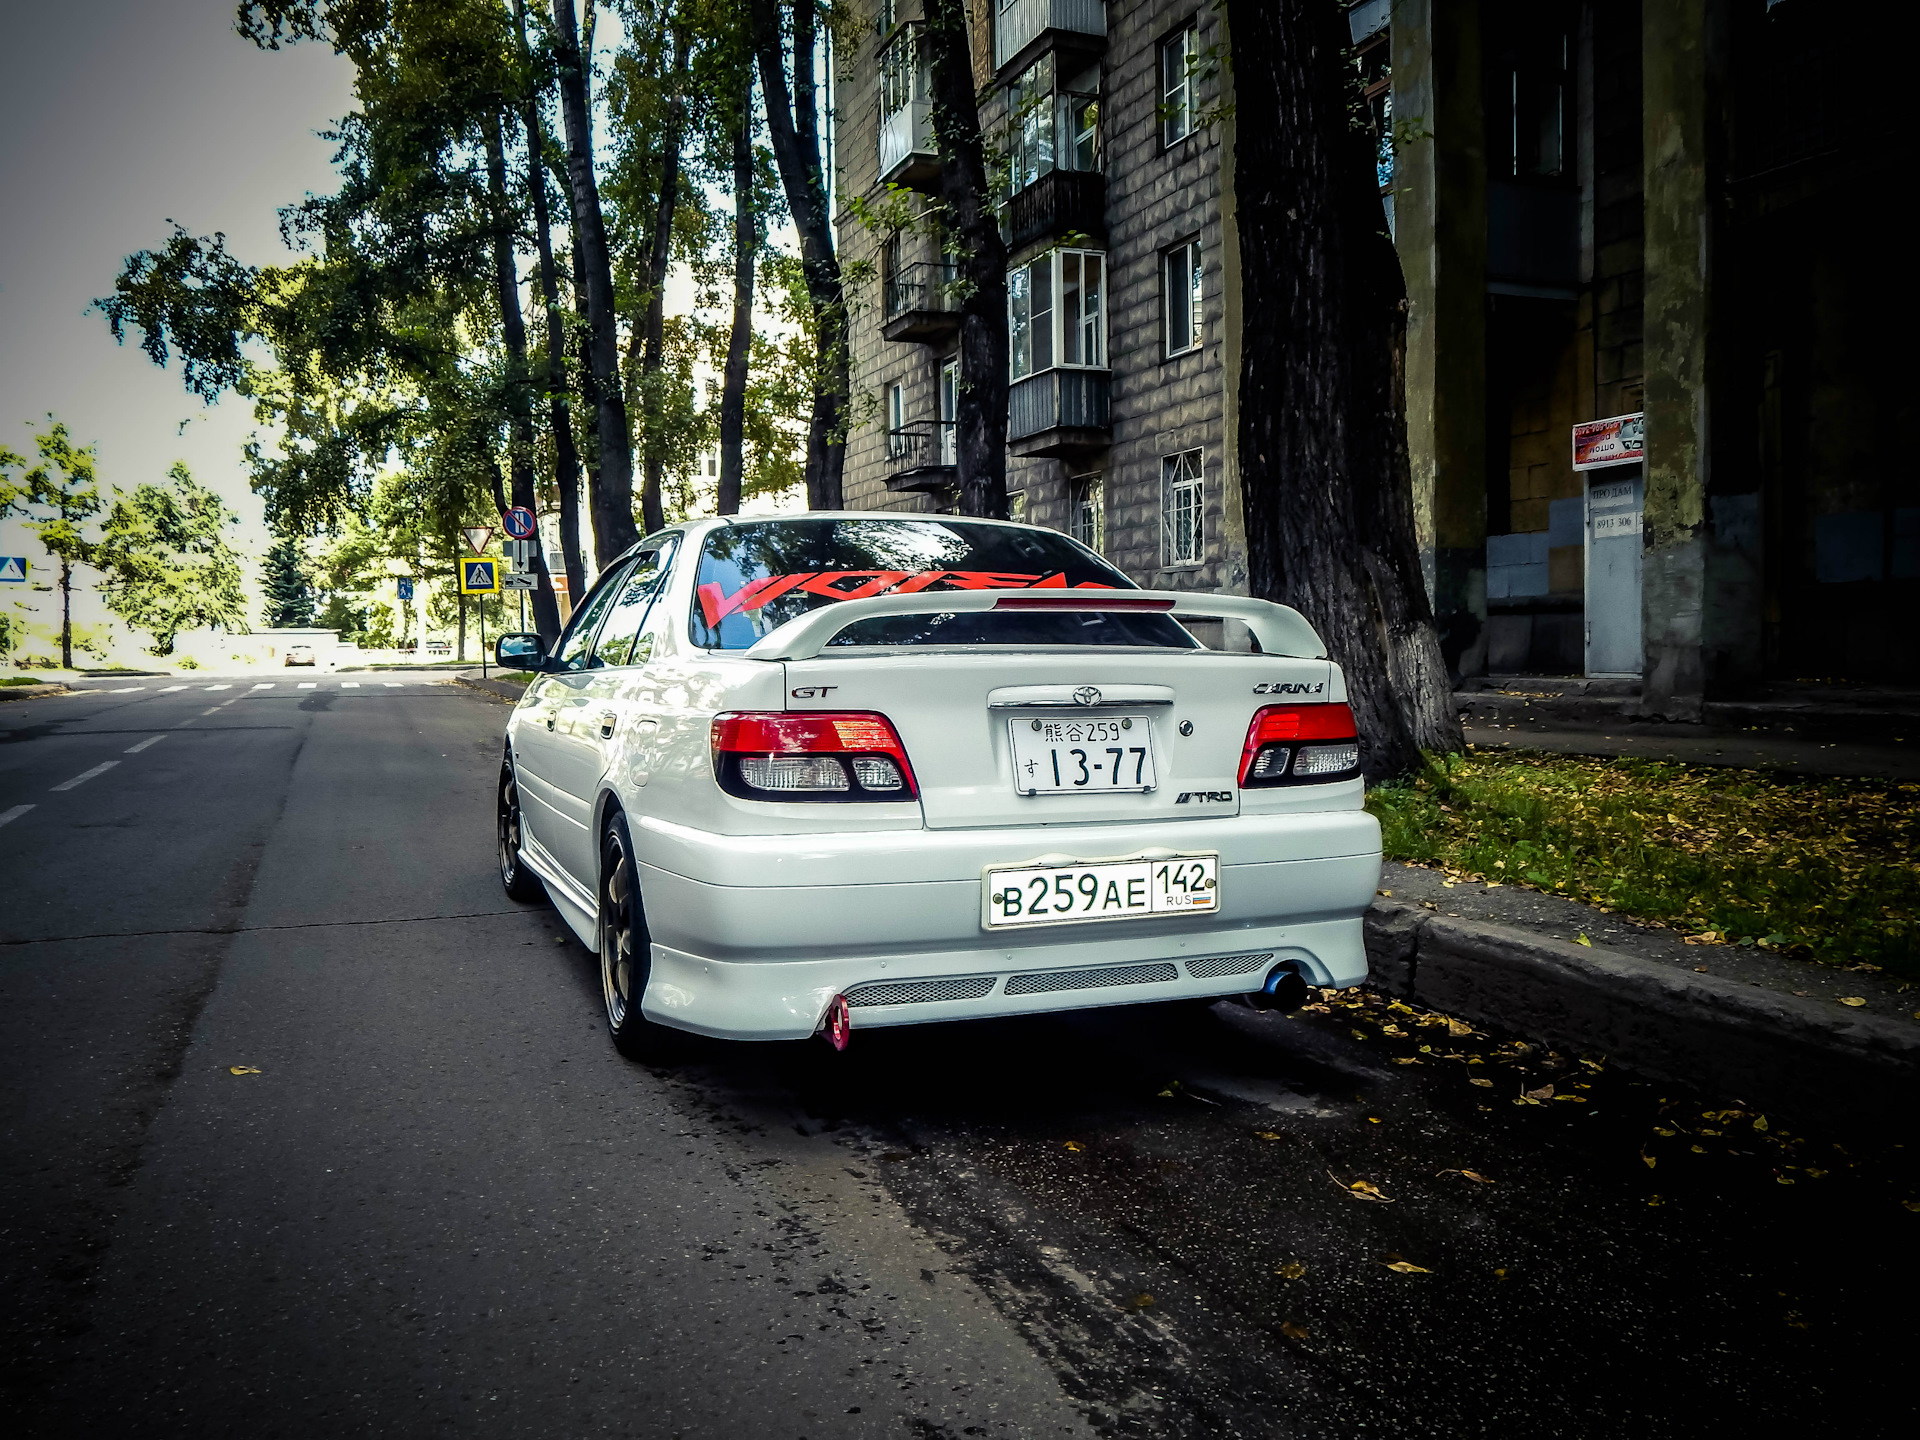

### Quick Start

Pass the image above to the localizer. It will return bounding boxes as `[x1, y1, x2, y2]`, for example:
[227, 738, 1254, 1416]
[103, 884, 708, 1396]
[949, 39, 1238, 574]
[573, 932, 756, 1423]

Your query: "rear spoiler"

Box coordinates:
[741, 589, 1327, 662]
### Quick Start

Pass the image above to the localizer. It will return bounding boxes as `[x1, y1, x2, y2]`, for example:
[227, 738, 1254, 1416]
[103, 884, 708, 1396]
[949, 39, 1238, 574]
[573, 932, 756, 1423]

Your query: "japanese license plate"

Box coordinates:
[984, 854, 1219, 930]
[1008, 716, 1156, 794]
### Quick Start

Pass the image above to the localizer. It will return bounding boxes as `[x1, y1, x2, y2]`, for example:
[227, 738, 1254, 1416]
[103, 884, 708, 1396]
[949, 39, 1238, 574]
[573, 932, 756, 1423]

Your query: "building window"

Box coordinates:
[1007, 55, 1102, 194]
[1007, 490, 1028, 523]
[1070, 474, 1103, 553]
[1162, 239, 1202, 357]
[879, 22, 925, 120]
[1160, 23, 1197, 148]
[1162, 450, 1204, 566]
[1489, 17, 1570, 179]
[938, 360, 957, 466]
[886, 382, 908, 458]
[1008, 249, 1105, 380]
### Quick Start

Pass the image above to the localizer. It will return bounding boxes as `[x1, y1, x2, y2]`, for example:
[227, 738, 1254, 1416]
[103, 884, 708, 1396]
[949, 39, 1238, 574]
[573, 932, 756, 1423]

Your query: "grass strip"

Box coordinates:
[1366, 749, 1919, 980]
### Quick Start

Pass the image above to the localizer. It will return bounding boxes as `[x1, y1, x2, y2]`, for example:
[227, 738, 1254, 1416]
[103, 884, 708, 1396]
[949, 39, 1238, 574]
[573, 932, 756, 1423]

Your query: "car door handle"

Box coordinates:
[543, 712, 556, 731]
[598, 710, 618, 739]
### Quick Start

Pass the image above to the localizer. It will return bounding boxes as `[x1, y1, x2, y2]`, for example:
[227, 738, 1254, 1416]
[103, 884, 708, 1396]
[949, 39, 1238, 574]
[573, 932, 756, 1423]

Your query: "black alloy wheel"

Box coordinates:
[599, 813, 675, 1060]
[498, 762, 543, 902]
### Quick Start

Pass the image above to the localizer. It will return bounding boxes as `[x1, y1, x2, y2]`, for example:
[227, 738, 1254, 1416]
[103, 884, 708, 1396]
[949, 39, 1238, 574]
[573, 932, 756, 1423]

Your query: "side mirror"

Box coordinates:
[495, 632, 548, 670]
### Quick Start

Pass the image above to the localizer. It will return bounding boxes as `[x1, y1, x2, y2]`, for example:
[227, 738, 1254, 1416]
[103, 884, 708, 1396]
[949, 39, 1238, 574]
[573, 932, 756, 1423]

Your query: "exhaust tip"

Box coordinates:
[820, 994, 852, 1051]
[1245, 963, 1308, 1014]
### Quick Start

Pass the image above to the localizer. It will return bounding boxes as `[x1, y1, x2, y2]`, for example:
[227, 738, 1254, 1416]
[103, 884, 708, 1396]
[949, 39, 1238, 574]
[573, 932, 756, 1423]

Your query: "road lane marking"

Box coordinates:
[203, 684, 231, 691]
[341, 682, 361, 688]
[126, 735, 166, 754]
[252, 682, 275, 690]
[109, 686, 147, 693]
[160, 684, 188, 692]
[51, 761, 119, 792]
[0, 804, 33, 829]
[200, 706, 222, 716]
[382, 682, 403, 688]
[298, 682, 317, 689]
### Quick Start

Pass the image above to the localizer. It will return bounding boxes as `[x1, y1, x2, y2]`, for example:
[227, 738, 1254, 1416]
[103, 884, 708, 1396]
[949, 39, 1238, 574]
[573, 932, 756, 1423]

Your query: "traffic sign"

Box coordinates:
[459, 559, 501, 594]
[502, 571, 538, 590]
[550, 572, 570, 593]
[462, 525, 495, 556]
[396, 577, 415, 601]
[503, 506, 537, 539]
[0, 557, 26, 583]
[505, 538, 537, 567]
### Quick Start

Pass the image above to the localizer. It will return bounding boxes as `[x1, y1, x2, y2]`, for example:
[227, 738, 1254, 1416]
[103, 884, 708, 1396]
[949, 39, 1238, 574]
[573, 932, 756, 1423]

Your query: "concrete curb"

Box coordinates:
[1363, 899, 1919, 1130]
[452, 674, 528, 703]
[0, 683, 70, 702]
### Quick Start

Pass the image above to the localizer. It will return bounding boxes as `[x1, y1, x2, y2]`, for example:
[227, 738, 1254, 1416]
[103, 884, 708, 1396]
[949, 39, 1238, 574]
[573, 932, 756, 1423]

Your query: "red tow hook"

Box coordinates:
[820, 994, 852, 1052]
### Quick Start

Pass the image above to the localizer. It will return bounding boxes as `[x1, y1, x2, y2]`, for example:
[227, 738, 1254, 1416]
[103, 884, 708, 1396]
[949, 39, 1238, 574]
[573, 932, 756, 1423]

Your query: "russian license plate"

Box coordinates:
[984, 854, 1219, 929]
[1008, 716, 1156, 794]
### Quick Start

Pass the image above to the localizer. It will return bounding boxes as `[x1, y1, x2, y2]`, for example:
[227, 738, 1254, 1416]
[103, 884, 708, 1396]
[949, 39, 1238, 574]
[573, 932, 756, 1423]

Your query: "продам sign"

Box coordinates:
[1572, 412, 1645, 471]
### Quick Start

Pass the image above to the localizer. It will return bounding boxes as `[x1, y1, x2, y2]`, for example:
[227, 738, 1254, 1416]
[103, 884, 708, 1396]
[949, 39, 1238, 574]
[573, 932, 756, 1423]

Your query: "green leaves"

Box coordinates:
[93, 463, 248, 656]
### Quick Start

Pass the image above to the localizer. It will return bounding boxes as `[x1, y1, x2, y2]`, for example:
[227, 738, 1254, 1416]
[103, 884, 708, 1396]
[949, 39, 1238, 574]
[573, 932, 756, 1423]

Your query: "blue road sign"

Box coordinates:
[396, 577, 415, 601]
[0, 557, 26, 584]
[459, 560, 500, 594]
[503, 505, 537, 539]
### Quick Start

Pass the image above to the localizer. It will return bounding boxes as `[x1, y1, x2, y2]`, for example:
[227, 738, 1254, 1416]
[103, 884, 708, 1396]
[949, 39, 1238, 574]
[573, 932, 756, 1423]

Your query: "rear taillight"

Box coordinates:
[712, 712, 919, 802]
[1238, 703, 1361, 786]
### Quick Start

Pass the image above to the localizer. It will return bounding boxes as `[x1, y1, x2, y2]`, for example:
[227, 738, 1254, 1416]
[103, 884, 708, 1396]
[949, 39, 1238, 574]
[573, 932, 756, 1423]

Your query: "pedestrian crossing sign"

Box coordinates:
[459, 559, 500, 594]
[0, 557, 26, 583]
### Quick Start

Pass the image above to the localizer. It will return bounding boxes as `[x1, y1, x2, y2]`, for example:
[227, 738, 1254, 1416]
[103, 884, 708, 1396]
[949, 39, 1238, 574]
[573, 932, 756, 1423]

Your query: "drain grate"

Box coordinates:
[1003, 962, 1179, 996]
[1185, 951, 1275, 980]
[845, 975, 998, 1008]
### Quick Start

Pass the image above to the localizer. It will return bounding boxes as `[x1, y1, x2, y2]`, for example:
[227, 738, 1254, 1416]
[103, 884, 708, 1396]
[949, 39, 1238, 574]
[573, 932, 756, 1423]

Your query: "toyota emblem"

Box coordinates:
[1072, 685, 1102, 707]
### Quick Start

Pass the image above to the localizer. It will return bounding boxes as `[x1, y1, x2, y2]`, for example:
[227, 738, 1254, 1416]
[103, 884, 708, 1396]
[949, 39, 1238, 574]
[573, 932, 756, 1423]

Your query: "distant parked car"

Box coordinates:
[284, 645, 316, 667]
[427, 640, 453, 657]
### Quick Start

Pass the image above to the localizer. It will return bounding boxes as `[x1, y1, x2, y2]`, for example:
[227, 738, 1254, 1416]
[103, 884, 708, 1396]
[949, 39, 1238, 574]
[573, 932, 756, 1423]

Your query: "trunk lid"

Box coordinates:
[782, 649, 1337, 829]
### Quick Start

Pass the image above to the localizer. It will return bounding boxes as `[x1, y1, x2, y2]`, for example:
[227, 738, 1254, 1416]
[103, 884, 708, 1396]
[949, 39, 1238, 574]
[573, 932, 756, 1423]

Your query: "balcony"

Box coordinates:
[1006, 368, 1109, 458]
[882, 261, 961, 344]
[883, 423, 958, 498]
[878, 23, 939, 189]
[994, 0, 1106, 73]
[1004, 168, 1105, 256]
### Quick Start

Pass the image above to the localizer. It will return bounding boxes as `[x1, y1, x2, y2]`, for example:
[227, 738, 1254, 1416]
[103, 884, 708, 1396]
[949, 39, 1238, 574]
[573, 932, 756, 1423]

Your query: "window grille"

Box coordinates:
[1162, 450, 1204, 566]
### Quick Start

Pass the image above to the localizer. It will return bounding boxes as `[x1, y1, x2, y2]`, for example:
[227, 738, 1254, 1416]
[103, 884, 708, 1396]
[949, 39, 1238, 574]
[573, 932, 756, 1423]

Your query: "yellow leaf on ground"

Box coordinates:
[1281, 1320, 1310, 1341]
[1447, 1020, 1472, 1037]
[1383, 1260, 1431, 1274]
[1275, 1261, 1306, 1280]
[1392, 1057, 1421, 1065]
[1469, 1077, 1493, 1087]
[1256, 1131, 1282, 1141]
[228, 1066, 261, 1076]
[1459, 1169, 1493, 1183]
[1331, 1171, 1392, 1202]
[1641, 1151, 1657, 1169]
[1753, 1115, 1770, 1133]
[1525, 1083, 1555, 1101]
[1838, 997, 1867, 1007]
[1575, 933, 1593, 947]
[1351, 1030, 1369, 1041]
[1063, 1141, 1084, 1152]
[1125, 1293, 1155, 1309]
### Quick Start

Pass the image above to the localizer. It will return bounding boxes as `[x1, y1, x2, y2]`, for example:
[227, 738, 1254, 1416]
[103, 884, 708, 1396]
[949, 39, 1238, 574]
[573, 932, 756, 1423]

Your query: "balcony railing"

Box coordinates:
[1004, 169, 1106, 254]
[883, 422, 958, 494]
[1007, 368, 1109, 457]
[882, 261, 962, 343]
[879, 23, 937, 187]
[994, 0, 1106, 71]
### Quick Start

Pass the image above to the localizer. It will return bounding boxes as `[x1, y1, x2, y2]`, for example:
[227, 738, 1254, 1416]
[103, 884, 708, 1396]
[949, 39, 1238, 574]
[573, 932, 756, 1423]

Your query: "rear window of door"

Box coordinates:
[550, 558, 634, 671]
[590, 539, 678, 668]
[689, 517, 1194, 650]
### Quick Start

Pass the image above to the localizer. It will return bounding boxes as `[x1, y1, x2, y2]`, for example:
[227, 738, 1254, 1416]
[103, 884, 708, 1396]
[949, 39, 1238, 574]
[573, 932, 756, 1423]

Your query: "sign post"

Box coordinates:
[460, 560, 501, 679]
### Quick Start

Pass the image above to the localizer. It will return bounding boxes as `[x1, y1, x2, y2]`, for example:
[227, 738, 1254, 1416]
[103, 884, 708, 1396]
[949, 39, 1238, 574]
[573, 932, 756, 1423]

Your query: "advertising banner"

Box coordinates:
[1572, 413, 1645, 471]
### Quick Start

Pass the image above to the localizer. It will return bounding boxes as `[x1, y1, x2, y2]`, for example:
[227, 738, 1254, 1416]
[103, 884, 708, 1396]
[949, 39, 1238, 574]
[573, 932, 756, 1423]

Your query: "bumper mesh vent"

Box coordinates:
[1004, 962, 1179, 997]
[846, 975, 998, 1008]
[1185, 951, 1275, 980]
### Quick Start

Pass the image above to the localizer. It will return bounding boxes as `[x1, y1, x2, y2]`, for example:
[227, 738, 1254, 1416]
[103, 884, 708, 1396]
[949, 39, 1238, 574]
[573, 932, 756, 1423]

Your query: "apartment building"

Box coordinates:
[837, 0, 1249, 600]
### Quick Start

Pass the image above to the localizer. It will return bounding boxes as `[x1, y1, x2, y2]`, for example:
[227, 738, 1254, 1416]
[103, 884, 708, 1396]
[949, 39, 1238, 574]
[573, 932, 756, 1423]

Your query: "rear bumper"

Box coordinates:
[630, 808, 1379, 1039]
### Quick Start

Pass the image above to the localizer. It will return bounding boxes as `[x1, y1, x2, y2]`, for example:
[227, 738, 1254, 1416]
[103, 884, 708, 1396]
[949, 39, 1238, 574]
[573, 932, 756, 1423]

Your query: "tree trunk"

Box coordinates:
[551, 0, 639, 564]
[59, 558, 72, 670]
[717, 72, 757, 519]
[751, 0, 846, 510]
[923, 0, 1008, 518]
[637, 31, 689, 536]
[1226, 0, 1461, 780]
[517, 0, 584, 625]
[482, 111, 564, 644]
[568, 236, 599, 584]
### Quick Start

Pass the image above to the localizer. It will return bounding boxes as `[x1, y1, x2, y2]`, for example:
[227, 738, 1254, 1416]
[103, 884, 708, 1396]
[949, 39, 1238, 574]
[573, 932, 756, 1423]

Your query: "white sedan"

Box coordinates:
[494, 514, 1380, 1057]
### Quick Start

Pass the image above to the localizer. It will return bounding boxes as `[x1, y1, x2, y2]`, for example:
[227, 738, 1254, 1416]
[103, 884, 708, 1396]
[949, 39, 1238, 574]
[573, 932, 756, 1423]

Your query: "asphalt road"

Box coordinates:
[2, 676, 1913, 1439]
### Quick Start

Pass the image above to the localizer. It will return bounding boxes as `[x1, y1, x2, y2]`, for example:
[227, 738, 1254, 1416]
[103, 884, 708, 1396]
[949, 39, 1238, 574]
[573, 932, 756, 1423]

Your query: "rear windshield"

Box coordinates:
[690, 517, 1195, 650]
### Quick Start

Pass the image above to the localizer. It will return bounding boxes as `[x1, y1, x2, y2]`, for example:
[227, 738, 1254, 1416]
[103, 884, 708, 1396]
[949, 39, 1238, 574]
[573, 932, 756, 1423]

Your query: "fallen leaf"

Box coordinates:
[1838, 997, 1867, 1007]
[1350, 1029, 1369, 1041]
[1903, 1200, 1920, 1212]
[1641, 1150, 1657, 1169]
[1575, 933, 1593, 947]
[1330, 1170, 1392, 1202]
[1647, 1195, 1665, 1207]
[1525, 1083, 1555, 1101]
[1753, 1115, 1770, 1133]
[1469, 1077, 1493, 1087]
[1392, 1056, 1422, 1065]
[1493, 1267, 1508, 1277]
[1275, 1261, 1306, 1280]
[1377, 889, 1392, 897]
[1063, 1141, 1084, 1152]
[228, 1066, 261, 1076]
[1446, 1019, 1472, 1037]
[1553, 1094, 1588, 1103]
[1280, 1320, 1310, 1341]
[1367, 1116, 1383, 1124]
[1256, 1131, 1283, 1141]
[1124, 1293, 1155, 1310]
[1776, 1174, 1795, 1186]
[1439, 1168, 1493, 1184]
[1382, 1260, 1430, 1274]
[1654, 1126, 1676, 1137]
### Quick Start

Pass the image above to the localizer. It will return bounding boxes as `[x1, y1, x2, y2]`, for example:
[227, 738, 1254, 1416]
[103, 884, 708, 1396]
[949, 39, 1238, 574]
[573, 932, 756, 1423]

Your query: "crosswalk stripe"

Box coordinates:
[160, 685, 188, 692]
[204, 684, 231, 692]
[342, 682, 361, 688]
[298, 682, 317, 689]
[51, 761, 118, 792]
[252, 682, 274, 690]
[109, 686, 146, 693]
[0, 804, 33, 829]
[382, 682, 403, 688]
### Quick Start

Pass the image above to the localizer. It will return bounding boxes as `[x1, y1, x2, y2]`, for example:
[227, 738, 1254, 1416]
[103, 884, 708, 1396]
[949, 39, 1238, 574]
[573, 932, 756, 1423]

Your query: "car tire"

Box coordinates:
[498, 761, 544, 903]
[599, 812, 678, 1061]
